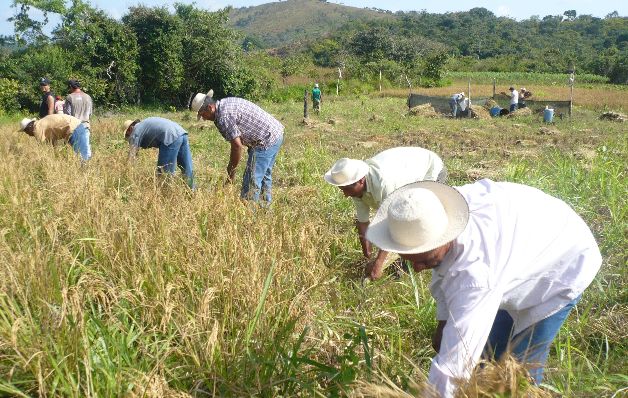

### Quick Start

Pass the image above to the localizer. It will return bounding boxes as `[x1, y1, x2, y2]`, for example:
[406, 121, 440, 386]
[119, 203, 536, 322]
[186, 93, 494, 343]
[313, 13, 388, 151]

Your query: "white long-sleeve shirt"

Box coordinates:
[353, 147, 445, 222]
[428, 179, 602, 397]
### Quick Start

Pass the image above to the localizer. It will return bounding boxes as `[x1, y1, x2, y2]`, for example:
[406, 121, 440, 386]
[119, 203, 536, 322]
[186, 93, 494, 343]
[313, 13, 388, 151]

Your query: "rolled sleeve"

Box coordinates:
[216, 116, 242, 142]
[353, 198, 371, 223]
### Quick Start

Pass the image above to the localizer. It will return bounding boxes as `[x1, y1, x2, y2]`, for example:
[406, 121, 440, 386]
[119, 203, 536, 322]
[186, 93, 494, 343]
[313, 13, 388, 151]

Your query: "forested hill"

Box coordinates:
[229, 2, 627, 83]
[228, 0, 393, 48]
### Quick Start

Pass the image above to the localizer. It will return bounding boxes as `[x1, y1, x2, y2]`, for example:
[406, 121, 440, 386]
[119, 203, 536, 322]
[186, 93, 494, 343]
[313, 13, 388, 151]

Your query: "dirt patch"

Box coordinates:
[599, 111, 627, 122]
[368, 113, 384, 122]
[538, 126, 561, 135]
[408, 103, 439, 117]
[357, 141, 378, 149]
[300, 117, 334, 132]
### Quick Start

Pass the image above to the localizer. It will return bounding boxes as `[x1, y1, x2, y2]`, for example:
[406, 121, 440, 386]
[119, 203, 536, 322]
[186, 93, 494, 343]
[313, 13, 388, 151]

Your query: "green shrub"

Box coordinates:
[0, 78, 19, 114]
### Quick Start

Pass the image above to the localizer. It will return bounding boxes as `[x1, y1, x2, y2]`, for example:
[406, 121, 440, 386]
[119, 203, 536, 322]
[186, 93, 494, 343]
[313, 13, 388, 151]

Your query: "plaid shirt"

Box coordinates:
[214, 97, 284, 149]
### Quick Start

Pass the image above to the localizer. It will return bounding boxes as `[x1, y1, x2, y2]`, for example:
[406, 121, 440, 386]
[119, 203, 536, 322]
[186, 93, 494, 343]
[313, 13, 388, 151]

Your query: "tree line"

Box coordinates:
[299, 7, 627, 84]
[0, 2, 626, 115]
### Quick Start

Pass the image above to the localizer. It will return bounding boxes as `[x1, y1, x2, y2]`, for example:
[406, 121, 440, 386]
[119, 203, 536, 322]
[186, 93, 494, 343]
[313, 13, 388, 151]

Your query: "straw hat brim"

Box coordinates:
[366, 181, 469, 254]
[323, 161, 369, 186]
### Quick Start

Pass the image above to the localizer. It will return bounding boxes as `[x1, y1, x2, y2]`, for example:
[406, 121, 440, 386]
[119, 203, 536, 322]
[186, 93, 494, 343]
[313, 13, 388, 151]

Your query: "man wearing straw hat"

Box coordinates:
[191, 90, 284, 203]
[324, 147, 446, 280]
[19, 114, 92, 163]
[365, 179, 601, 397]
[123, 117, 195, 189]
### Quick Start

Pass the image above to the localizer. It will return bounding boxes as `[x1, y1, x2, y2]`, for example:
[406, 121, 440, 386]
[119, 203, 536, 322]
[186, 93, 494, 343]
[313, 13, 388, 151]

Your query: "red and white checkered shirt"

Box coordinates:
[214, 97, 284, 149]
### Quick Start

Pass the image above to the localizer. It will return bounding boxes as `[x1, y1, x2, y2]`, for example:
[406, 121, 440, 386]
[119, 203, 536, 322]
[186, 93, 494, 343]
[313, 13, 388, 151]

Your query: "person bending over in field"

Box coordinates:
[365, 179, 601, 398]
[192, 90, 284, 204]
[19, 114, 91, 163]
[123, 117, 195, 189]
[324, 147, 446, 280]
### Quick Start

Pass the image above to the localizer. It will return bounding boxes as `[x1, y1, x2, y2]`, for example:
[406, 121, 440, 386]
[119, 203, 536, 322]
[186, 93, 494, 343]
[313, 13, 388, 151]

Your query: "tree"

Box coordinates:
[176, 4, 258, 100]
[123, 6, 185, 104]
[9, 0, 66, 44]
[563, 10, 577, 22]
[54, 1, 139, 104]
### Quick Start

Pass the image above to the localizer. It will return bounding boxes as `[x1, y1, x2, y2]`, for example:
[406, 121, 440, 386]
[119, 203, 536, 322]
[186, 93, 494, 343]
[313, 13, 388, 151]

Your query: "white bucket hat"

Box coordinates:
[191, 89, 214, 112]
[324, 158, 370, 186]
[366, 181, 469, 254]
[20, 118, 35, 131]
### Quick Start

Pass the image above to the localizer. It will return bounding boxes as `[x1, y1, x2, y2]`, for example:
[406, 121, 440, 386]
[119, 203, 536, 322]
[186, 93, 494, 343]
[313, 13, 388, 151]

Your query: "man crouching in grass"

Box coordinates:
[365, 179, 601, 398]
[19, 114, 92, 163]
[123, 117, 195, 189]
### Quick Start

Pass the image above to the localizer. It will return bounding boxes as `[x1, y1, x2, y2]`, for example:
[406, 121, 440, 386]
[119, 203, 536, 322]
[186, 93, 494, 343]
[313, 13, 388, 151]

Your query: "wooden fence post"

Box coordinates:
[467, 79, 471, 118]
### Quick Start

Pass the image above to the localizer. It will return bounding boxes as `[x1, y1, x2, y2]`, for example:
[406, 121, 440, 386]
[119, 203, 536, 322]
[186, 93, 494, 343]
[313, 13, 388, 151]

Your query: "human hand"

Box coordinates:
[365, 258, 384, 280]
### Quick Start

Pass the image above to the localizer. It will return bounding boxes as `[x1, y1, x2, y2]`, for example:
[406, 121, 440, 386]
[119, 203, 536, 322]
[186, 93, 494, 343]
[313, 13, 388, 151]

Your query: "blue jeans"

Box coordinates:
[510, 103, 518, 112]
[484, 296, 581, 383]
[157, 134, 194, 189]
[241, 135, 283, 203]
[449, 100, 458, 117]
[68, 123, 92, 162]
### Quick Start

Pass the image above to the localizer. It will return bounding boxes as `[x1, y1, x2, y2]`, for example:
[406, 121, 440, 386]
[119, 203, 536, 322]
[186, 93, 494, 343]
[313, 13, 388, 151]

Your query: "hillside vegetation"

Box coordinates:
[229, 0, 392, 48]
[229, 2, 628, 84]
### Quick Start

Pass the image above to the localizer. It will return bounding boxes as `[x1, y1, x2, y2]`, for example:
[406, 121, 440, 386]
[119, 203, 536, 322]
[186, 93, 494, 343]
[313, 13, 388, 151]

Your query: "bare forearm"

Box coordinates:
[356, 220, 371, 258]
[227, 139, 242, 180]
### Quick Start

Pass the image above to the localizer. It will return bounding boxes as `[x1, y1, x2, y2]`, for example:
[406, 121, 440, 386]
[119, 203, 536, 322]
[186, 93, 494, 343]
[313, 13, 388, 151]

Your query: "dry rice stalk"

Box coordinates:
[455, 356, 551, 398]
[409, 104, 439, 117]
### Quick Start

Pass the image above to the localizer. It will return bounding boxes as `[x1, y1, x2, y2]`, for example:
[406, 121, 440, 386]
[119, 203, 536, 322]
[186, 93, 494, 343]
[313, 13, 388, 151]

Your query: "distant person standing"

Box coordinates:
[64, 79, 93, 159]
[38, 78, 55, 118]
[507, 87, 519, 112]
[312, 83, 322, 114]
[449, 92, 465, 117]
[518, 87, 532, 108]
[54, 96, 65, 114]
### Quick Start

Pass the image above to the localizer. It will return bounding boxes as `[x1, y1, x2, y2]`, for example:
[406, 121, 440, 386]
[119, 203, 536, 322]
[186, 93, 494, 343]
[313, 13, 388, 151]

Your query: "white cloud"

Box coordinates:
[496, 5, 511, 17]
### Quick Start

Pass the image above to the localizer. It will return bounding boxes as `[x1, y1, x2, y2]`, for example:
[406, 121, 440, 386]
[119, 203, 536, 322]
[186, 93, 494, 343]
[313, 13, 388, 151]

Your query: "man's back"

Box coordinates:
[214, 97, 283, 149]
[64, 91, 93, 123]
[33, 114, 82, 142]
[312, 88, 321, 101]
[358, 147, 444, 209]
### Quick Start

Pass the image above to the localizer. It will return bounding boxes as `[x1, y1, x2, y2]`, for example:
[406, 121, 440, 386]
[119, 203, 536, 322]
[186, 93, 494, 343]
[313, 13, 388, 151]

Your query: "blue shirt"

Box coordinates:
[129, 117, 187, 148]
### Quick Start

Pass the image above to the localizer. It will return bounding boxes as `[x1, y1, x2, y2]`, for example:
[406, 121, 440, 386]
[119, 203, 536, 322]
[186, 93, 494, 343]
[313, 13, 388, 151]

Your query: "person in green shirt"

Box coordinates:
[312, 83, 322, 114]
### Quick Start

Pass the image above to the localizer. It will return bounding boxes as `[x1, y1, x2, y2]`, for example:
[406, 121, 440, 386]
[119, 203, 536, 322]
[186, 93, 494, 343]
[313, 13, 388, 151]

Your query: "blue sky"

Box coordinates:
[1, 0, 626, 36]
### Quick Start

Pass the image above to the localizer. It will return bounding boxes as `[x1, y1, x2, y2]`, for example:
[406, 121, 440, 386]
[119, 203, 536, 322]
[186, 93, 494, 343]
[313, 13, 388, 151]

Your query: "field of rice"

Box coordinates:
[0, 94, 625, 397]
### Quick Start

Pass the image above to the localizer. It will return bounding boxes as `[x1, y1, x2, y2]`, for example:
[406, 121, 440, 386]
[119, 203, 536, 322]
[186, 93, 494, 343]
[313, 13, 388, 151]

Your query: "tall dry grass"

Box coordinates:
[0, 96, 625, 397]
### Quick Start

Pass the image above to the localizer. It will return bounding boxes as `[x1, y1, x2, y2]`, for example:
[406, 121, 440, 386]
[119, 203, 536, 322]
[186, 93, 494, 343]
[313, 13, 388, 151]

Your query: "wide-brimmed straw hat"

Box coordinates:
[19, 118, 36, 131]
[123, 119, 139, 137]
[191, 89, 215, 112]
[366, 181, 469, 254]
[324, 158, 370, 186]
